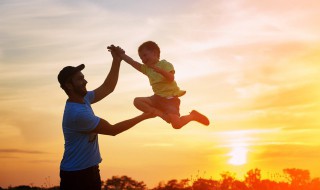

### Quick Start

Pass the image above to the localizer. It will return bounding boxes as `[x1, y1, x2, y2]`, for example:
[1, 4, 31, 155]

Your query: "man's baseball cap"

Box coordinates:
[58, 64, 85, 88]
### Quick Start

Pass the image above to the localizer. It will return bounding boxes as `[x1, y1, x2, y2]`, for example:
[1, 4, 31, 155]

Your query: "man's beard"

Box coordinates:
[72, 83, 87, 97]
[76, 87, 87, 97]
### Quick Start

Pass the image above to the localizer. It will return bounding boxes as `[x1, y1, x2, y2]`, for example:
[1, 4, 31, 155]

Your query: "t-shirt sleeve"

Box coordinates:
[75, 108, 100, 132]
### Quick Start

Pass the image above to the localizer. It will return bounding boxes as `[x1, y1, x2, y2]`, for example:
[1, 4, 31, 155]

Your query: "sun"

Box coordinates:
[228, 146, 248, 166]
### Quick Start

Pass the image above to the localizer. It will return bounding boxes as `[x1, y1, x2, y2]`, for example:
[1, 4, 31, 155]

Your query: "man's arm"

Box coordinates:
[92, 50, 121, 104]
[91, 112, 154, 136]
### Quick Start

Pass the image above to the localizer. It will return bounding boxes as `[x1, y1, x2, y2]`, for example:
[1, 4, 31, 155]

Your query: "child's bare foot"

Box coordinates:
[190, 110, 210, 126]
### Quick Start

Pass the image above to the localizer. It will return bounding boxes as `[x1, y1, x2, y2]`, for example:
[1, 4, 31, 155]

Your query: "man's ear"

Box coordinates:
[65, 82, 73, 91]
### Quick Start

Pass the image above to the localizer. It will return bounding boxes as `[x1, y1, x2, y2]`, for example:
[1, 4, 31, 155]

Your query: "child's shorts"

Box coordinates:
[149, 94, 180, 116]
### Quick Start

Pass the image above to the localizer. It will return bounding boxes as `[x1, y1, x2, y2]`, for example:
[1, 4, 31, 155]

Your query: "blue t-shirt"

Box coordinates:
[60, 91, 102, 171]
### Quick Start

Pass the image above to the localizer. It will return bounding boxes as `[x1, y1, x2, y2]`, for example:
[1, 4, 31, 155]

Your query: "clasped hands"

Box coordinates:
[107, 44, 125, 55]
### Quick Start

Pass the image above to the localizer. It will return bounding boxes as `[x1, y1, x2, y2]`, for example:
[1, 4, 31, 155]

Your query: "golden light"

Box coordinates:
[228, 145, 248, 166]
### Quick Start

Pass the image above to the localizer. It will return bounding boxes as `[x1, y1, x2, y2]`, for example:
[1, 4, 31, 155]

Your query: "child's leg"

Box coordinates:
[133, 97, 154, 113]
[167, 113, 193, 129]
[168, 110, 210, 129]
[134, 97, 171, 123]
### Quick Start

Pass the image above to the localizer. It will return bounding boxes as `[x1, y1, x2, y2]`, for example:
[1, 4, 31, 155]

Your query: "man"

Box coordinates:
[57, 47, 154, 190]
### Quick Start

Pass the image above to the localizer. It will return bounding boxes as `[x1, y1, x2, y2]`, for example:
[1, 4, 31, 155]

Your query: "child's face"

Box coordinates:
[138, 48, 159, 66]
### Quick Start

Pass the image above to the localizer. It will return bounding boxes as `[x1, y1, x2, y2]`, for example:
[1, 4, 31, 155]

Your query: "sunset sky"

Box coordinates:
[1, 0, 320, 188]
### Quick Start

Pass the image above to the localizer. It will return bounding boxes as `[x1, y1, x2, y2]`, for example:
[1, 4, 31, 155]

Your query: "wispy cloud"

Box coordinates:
[0, 149, 46, 154]
[255, 144, 320, 163]
[142, 143, 174, 148]
[28, 159, 57, 163]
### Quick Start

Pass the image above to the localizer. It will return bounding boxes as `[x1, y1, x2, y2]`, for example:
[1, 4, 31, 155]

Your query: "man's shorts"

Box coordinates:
[60, 165, 101, 190]
[149, 94, 181, 116]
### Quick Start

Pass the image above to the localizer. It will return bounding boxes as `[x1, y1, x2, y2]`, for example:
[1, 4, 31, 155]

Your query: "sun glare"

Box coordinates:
[228, 146, 248, 166]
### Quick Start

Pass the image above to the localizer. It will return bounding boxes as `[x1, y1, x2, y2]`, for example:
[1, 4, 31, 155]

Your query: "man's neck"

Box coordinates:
[67, 96, 84, 104]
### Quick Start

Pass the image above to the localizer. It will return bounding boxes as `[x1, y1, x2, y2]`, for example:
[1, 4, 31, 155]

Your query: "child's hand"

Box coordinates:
[148, 64, 160, 72]
[115, 46, 125, 55]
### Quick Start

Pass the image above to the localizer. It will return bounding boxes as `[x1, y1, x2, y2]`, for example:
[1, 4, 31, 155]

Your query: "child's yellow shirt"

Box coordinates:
[141, 60, 186, 98]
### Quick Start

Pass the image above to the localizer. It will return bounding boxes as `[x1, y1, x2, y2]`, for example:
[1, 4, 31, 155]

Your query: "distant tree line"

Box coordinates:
[2, 168, 320, 190]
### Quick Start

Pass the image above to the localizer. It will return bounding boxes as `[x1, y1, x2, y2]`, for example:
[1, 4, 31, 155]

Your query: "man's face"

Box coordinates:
[69, 71, 87, 97]
[138, 48, 159, 66]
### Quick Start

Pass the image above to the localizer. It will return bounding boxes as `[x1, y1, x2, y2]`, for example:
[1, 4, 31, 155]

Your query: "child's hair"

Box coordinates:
[138, 41, 161, 58]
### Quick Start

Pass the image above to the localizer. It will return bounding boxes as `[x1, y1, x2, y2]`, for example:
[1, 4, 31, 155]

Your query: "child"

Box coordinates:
[108, 42, 210, 129]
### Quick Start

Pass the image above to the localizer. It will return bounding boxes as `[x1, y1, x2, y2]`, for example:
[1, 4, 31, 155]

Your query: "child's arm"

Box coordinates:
[120, 53, 143, 72]
[149, 64, 175, 82]
[107, 45, 143, 72]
